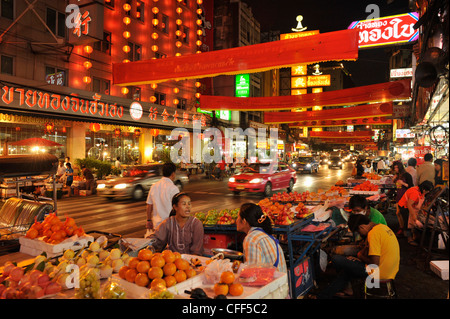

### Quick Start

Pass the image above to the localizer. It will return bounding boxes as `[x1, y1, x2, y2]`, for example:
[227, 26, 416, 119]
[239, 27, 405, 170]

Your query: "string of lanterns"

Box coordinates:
[82, 45, 93, 86]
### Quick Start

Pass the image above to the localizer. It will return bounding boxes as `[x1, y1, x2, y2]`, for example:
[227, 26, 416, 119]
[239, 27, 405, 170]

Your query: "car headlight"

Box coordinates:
[229, 177, 235, 182]
[97, 183, 105, 189]
[339, 161, 342, 165]
[306, 164, 311, 167]
[293, 163, 297, 167]
[249, 178, 263, 184]
[114, 183, 128, 189]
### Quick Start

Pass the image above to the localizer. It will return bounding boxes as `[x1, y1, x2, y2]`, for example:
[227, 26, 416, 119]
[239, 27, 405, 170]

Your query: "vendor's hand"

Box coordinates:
[346, 256, 361, 262]
[146, 220, 154, 230]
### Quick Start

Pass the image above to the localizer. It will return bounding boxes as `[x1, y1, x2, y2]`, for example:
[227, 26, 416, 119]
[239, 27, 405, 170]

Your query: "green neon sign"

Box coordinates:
[235, 74, 250, 97]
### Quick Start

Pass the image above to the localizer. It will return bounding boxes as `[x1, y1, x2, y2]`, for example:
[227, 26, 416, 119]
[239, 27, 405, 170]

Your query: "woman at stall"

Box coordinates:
[236, 203, 287, 273]
[392, 161, 414, 237]
[149, 193, 204, 255]
[398, 181, 434, 246]
[64, 162, 74, 197]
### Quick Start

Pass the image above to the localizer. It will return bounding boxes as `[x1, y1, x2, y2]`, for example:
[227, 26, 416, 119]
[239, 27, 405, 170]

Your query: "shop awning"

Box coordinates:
[289, 117, 392, 127]
[199, 79, 411, 112]
[112, 29, 359, 86]
[264, 102, 393, 124]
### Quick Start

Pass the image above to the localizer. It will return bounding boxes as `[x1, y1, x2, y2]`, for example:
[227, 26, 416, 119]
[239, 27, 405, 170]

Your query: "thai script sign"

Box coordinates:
[390, 68, 413, 78]
[348, 12, 419, 48]
[0, 85, 207, 128]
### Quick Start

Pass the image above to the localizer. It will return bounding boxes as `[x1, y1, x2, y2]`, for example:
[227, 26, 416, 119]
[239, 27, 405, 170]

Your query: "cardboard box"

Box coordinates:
[430, 260, 449, 280]
[19, 234, 94, 258]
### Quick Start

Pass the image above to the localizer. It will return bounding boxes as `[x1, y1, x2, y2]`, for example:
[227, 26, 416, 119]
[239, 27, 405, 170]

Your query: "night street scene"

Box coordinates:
[0, 0, 448, 312]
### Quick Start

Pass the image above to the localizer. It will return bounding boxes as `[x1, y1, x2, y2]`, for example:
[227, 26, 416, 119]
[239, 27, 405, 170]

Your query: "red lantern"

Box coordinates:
[134, 129, 141, 137]
[45, 122, 54, 133]
[62, 127, 67, 133]
[151, 129, 159, 137]
[114, 128, 121, 137]
[90, 123, 101, 132]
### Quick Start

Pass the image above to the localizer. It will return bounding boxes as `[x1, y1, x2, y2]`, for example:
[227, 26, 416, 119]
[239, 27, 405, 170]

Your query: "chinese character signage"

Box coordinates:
[0, 85, 208, 129]
[45, 72, 65, 86]
[348, 12, 419, 48]
[67, 0, 104, 45]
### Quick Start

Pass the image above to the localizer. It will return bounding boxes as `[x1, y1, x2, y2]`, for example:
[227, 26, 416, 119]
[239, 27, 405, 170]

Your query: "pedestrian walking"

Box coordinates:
[145, 162, 180, 238]
[417, 153, 435, 186]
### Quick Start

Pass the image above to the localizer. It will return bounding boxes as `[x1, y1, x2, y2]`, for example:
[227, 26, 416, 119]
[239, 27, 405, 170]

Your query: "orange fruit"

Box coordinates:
[150, 255, 165, 268]
[174, 258, 189, 271]
[214, 283, 229, 296]
[128, 257, 140, 269]
[150, 278, 166, 291]
[134, 273, 149, 287]
[51, 224, 61, 232]
[162, 250, 176, 263]
[148, 266, 163, 280]
[229, 283, 244, 296]
[185, 268, 197, 278]
[220, 271, 235, 284]
[125, 268, 138, 283]
[164, 275, 177, 287]
[64, 217, 76, 227]
[136, 260, 150, 273]
[26, 228, 38, 239]
[174, 270, 187, 283]
[118, 266, 129, 279]
[173, 252, 182, 260]
[138, 248, 153, 261]
[163, 263, 177, 276]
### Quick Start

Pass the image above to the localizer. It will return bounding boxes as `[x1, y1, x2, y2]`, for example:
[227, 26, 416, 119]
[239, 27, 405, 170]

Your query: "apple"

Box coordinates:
[44, 282, 62, 295]
[37, 273, 50, 288]
[9, 266, 24, 282]
[28, 285, 45, 299]
[1, 287, 18, 299]
[2, 261, 15, 276]
[29, 269, 43, 284]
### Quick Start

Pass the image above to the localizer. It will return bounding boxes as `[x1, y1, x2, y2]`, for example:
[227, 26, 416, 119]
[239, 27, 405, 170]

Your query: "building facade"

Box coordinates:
[1, 0, 213, 165]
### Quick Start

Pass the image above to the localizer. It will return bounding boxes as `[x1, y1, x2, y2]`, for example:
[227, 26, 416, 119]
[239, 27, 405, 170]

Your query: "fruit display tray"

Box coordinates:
[19, 234, 95, 258]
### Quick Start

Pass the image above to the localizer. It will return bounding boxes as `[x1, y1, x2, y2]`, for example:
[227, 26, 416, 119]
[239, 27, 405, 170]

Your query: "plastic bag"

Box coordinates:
[203, 259, 233, 284]
[102, 278, 126, 299]
[238, 263, 276, 286]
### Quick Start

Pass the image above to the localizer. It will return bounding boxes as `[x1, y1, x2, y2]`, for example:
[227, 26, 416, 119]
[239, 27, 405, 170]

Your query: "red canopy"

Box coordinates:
[264, 102, 393, 124]
[289, 117, 392, 127]
[9, 138, 63, 147]
[309, 130, 374, 138]
[112, 29, 359, 86]
[199, 79, 411, 112]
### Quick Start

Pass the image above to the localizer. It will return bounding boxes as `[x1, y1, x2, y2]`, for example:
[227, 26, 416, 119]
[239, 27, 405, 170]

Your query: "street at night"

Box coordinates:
[0, 0, 448, 308]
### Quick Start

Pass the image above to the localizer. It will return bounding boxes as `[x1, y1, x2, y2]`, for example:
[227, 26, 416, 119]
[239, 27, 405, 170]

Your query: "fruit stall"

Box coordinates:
[193, 186, 348, 298]
[0, 215, 289, 299]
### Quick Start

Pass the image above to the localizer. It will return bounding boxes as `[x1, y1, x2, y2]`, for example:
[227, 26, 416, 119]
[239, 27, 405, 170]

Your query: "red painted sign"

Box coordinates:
[348, 12, 419, 48]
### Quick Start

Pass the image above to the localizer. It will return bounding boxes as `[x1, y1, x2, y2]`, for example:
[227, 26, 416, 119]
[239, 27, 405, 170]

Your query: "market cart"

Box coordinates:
[0, 154, 58, 254]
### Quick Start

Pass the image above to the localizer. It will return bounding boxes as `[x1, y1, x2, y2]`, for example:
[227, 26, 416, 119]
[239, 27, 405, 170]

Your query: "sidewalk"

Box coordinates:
[308, 209, 449, 299]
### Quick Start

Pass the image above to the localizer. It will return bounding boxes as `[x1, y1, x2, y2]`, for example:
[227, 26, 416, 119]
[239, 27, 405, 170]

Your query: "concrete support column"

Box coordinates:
[140, 129, 154, 163]
[67, 122, 86, 163]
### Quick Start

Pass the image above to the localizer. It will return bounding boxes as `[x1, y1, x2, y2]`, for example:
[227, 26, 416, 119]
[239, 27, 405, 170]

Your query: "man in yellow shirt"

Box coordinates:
[318, 214, 399, 298]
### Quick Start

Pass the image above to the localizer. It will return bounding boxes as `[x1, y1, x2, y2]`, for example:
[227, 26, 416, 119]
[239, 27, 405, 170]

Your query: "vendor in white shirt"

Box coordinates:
[145, 163, 180, 238]
[56, 161, 66, 179]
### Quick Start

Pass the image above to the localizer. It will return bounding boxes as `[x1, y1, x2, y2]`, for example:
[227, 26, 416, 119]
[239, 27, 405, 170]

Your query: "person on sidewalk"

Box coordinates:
[145, 163, 180, 238]
[405, 158, 418, 187]
[397, 181, 434, 246]
[392, 161, 414, 237]
[417, 153, 435, 186]
[318, 214, 400, 299]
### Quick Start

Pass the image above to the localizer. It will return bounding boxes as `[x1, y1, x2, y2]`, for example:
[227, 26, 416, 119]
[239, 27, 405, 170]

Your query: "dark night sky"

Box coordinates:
[241, 0, 412, 86]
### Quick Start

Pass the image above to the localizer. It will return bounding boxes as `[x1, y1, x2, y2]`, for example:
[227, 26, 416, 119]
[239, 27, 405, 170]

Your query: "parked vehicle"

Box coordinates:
[97, 164, 189, 200]
[291, 156, 319, 173]
[228, 162, 296, 197]
[328, 156, 343, 169]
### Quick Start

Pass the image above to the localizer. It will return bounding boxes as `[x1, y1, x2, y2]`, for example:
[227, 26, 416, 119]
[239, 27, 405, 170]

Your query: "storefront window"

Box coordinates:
[85, 129, 141, 165]
[0, 122, 67, 158]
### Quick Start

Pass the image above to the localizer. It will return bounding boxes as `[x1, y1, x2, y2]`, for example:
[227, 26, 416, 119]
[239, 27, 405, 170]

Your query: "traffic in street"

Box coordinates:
[55, 163, 352, 238]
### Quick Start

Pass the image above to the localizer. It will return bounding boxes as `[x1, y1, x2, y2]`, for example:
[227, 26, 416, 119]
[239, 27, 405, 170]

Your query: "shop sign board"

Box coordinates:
[392, 104, 411, 118]
[67, 0, 104, 45]
[390, 68, 413, 78]
[348, 12, 419, 48]
[45, 72, 65, 86]
[280, 30, 320, 40]
[395, 129, 414, 138]
[0, 84, 207, 129]
[235, 74, 250, 97]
